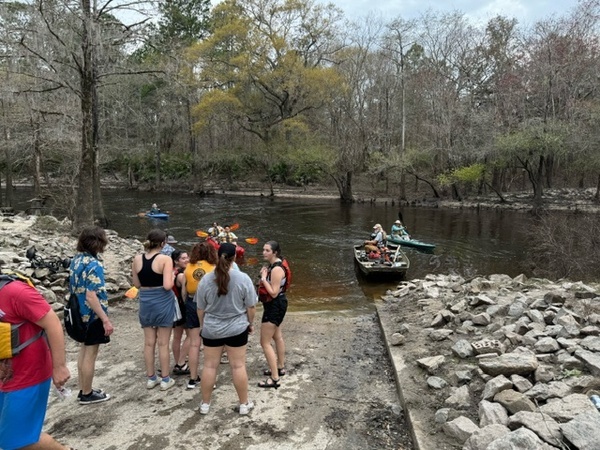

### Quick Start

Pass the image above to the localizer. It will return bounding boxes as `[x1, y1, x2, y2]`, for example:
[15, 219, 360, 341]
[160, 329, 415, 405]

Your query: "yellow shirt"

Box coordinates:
[184, 260, 215, 296]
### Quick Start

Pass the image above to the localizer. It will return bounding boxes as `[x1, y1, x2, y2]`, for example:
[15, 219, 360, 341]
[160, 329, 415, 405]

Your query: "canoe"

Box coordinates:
[145, 212, 169, 219]
[386, 234, 435, 251]
[205, 237, 245, 258]
[353, 244, 409, 279]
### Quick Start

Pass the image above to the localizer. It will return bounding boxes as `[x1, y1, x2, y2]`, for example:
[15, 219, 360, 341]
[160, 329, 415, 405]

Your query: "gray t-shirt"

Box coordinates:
[195, 269, 258, 339]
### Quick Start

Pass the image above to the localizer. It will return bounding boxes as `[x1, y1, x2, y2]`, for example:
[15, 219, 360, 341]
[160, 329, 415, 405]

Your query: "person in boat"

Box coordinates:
[161, 235, 177, 256]
[149, 203, 160, 214]
[364, 223, 386, 253]
[208, 222, 223, 239]
[182, 241, 218, 389]
[218, 225, 238, 245]
[391, 220, 410, 240]
[131, 229, 176, 392]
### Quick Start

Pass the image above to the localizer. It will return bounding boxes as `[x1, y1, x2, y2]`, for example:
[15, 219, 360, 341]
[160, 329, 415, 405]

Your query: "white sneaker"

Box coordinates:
[146, 377, 160, 389]
[160, 378, 176, 391]
[239, 401, 254, 415]
[199, 402, 210, 415]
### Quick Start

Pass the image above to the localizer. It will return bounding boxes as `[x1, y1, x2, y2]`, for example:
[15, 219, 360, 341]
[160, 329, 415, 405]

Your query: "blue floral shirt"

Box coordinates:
[69, 252, 108, 323]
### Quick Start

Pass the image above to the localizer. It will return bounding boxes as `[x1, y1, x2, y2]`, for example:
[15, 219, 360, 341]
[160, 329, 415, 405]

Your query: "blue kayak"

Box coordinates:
[387, 234, 435, 250]
[145, 212, 169, 219]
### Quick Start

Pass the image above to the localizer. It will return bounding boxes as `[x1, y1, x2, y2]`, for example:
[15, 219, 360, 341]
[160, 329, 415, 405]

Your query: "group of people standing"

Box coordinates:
[0, 225, 290, 449]
[133, 228, 289, 415]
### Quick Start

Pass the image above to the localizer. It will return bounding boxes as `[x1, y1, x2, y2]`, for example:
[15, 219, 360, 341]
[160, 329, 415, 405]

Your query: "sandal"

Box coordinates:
[263, 368, 286, 377]
[258, 377, 280, 389]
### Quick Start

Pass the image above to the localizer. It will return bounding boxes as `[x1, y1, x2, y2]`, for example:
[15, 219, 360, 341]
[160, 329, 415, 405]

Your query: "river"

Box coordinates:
[10, 188, 532, 311]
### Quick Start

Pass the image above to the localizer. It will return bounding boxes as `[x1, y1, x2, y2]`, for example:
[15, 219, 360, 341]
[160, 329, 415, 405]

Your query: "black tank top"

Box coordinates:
[137, 253, 164, 287]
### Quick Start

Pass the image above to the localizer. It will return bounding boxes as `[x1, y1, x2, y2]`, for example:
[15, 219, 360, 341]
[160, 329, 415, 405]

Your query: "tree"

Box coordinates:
[189, 0, 344, 196]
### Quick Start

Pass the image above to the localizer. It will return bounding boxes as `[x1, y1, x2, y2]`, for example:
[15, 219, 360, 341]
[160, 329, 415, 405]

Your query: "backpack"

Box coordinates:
[257, 258, 292, 303]
[0, 274, 45, 360]
[64, 292, 88, 343]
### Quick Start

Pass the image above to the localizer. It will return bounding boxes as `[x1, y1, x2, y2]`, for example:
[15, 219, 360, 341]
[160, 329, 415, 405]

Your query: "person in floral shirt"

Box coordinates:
[69, 226, 114, 405]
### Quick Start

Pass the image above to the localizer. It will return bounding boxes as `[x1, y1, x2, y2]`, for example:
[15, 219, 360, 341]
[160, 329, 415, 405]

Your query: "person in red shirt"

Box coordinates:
[0, 280, 71, 449]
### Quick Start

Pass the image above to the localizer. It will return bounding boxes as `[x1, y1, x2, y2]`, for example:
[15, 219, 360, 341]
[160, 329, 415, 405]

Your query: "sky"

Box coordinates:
[325, 0, 580, 25]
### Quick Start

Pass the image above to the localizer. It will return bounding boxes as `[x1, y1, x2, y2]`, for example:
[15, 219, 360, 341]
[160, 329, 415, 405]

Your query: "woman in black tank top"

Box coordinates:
[132, 229, 176, 392]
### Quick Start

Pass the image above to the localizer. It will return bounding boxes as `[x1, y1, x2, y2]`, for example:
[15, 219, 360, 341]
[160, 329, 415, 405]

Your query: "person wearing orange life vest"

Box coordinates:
[217, 225, 238, 245]
[257, 240, 288, 389]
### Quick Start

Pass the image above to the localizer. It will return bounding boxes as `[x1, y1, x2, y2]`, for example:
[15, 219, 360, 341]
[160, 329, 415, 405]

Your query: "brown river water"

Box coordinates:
[11, 188, 535, 311]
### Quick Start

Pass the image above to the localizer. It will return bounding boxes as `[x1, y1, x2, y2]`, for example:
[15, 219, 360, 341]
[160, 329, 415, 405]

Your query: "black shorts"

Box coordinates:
[84, 318, 110, 346]
[185, 298, 200, 329]
[261, 296, 288, 327]
[202, 329, 249, 348]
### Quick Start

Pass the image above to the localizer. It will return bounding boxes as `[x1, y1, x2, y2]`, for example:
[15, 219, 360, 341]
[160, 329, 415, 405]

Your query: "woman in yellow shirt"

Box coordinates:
[182, 241, 218, 389]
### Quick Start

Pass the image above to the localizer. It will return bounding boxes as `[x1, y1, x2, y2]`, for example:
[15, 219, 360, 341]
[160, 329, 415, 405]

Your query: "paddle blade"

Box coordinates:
[124, 286, 139, 299]
[245, 257, 259, 266]
[245, 237, 259, 245]
[137, 212, 146, 217]
[196, 230, 209, 238]
[230, 223, 240, 231]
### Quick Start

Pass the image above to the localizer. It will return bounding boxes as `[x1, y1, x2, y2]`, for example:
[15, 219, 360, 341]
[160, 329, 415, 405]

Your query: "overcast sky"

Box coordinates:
[326, 0, 579, 25]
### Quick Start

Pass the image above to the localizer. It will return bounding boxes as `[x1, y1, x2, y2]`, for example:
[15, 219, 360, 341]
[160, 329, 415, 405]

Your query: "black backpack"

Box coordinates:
[64, 293, 88, 343]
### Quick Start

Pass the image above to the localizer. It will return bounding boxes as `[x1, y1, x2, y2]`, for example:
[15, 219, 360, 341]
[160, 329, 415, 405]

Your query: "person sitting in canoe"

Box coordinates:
[208, 222, 223, 238]
[149, 203, 161, 214]
[391, 220, 410, 240]
[364, 224, 391, 263]
[364, 224, 386, 252]
[218, 224, 238, 245]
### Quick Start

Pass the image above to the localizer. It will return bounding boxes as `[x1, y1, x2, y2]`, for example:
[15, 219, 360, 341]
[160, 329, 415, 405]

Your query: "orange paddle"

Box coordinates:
[245, 238, 259, 245]
[196, 230, 209, 238]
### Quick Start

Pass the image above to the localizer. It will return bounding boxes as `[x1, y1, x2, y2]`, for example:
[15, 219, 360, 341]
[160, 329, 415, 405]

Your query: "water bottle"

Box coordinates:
[590, 394, 600, 411]
[55, 386, 72, 400]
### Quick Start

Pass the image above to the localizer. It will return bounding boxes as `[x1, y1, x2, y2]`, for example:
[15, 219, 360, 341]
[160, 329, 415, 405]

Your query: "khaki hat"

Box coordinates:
[394, 220, 402, 225]
[166, 235, 177, 244]
[373, 224, 382, 229]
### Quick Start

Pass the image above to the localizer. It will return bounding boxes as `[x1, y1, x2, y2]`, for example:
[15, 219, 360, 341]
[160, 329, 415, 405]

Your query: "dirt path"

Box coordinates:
[45, 301, 414, 450]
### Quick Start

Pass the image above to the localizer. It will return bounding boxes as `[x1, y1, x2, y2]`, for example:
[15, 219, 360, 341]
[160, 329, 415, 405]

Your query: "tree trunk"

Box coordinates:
[73, 0, 97, 231]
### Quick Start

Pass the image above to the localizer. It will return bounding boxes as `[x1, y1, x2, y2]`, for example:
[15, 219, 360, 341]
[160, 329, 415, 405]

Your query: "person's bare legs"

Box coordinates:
[157, 326, 173, 377]
[176, 329, 191, 367]
[188, 328, 201, 380]
[172, 326, 184, 364]
[22, 432, 69, 449]
[227, 345, 249, 404]
[143, 327, 157, 376]
[260, 322, 279, 378]
[273, 325, 285, 371]
[77, 343, 100, 395]
[200, 346, 222, 404]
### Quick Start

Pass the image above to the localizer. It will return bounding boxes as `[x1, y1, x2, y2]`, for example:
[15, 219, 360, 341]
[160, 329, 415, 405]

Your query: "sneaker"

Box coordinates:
[79, 390, 111, 405]
[77, 388, 104, 399]
[186, 376, 201, 389]
[199, 402, 210, 415]
[239, 401, 254, 415]
[160, 377, 176, 391]
[173, 363, 190, 375]
[146, 376, 160, 390]
[220, 353, 229, 364]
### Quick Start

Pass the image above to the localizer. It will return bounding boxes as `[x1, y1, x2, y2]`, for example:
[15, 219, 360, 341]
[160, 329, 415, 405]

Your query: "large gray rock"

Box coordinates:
[507, 411, 563, 446]
[574, 348, 600, 376]
[580, 335, 600, 352]
[560, 411, 600, 450]
[539, 394, 597, 422]
[494, 389, 536, 414]
[487, 427, 555, 450]
[479, 400, 509, 427]
[463, 424, 510, 450]
[482, 375, 513, 401]
[445, 385, 471, 409]
[479, 352, 539, 376]
[452, 339, 474, 358]
[525, 381, 571, 402]
[442, 415, 479, 443]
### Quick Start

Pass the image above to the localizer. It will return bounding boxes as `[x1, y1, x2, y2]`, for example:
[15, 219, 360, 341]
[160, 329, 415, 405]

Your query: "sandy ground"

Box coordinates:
[45, 300, 414, 450]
